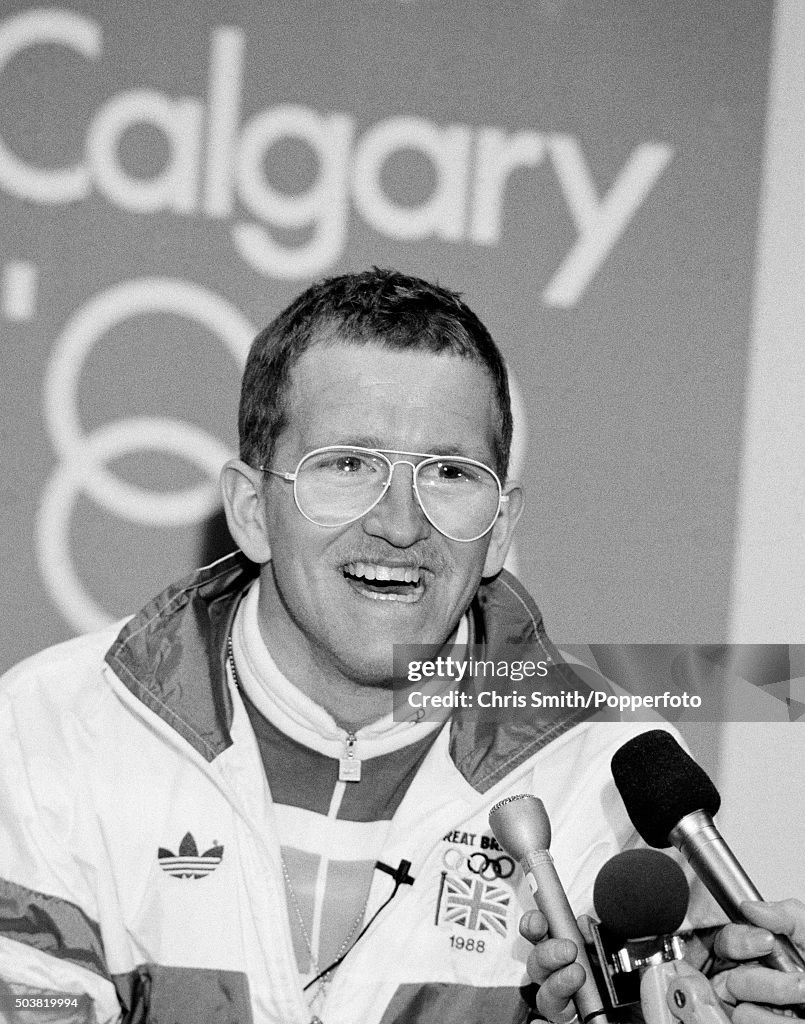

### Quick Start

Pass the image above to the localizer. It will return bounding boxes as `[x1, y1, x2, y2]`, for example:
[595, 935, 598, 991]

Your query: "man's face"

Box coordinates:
[257, 341, 519, 685]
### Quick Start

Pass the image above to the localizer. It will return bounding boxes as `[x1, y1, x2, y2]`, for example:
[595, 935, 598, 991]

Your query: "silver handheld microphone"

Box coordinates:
[611, 730, 805, 983]
[489, 794, 611, 1024]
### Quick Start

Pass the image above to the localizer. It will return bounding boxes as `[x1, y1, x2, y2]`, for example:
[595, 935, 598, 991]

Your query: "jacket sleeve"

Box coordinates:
[0, 672, 123, 1024]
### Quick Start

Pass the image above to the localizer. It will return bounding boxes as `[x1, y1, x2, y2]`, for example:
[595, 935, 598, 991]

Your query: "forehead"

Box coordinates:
[279, 342, 499, 461]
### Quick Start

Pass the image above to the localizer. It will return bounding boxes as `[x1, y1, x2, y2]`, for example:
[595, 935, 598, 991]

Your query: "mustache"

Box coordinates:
[335, 545, 451, 573]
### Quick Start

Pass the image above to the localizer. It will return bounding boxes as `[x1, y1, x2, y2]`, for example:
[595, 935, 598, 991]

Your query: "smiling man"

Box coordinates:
[223, 338, 521, 725]
[1, 270, 772, 1024]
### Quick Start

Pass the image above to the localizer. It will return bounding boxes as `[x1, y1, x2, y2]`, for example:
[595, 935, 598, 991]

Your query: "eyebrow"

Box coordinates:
[327, 437, 473, 458]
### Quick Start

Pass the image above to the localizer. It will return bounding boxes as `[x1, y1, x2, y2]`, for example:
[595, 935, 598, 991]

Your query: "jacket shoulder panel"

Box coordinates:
[450, 570, 598, 793]
[104, 553, 258, 762]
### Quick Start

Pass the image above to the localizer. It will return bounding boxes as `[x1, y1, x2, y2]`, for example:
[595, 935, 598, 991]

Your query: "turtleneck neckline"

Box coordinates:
[230, 580, 464, 759]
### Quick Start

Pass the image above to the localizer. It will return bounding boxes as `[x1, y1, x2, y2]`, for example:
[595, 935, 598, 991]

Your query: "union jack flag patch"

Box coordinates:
[436, 873, 510, 936]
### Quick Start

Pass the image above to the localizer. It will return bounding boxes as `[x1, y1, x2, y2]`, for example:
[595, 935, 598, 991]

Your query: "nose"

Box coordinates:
[361, 460, 431, 547]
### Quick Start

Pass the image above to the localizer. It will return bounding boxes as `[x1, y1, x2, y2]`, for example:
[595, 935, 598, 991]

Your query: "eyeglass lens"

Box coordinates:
[294, 448, 501, 540]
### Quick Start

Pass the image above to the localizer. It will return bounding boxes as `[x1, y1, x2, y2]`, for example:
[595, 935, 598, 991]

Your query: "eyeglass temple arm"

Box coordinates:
[259, 466, 296, 482]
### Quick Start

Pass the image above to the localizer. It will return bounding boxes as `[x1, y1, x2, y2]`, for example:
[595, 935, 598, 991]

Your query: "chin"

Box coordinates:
[334, 626, 453, 689]
[336, 650, 397, 688]
[334, 627, 410, 682]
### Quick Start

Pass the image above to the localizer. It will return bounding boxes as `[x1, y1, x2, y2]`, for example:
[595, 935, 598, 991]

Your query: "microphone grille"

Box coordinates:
[611, 730, 721, 848]
[489, 794, 531, 810]
[488, 793, 551, 858]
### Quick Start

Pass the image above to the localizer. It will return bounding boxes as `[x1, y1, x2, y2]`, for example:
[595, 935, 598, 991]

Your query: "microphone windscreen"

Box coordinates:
[593, 849, 689, 940]
[610, 730, 721, 848]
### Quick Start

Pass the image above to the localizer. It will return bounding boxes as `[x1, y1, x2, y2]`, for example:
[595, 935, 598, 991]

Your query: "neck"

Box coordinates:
[254, 571, 403, 731]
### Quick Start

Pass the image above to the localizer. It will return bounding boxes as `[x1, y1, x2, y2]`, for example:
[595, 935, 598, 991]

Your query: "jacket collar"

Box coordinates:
[105, 551, 594, 791]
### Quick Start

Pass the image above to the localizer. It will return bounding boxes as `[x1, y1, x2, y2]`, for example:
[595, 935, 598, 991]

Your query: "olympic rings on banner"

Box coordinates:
[37, 278, 255, 631]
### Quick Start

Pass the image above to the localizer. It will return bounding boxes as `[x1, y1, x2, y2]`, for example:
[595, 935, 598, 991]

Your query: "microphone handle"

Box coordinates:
[639, 960, 731, 1024]
[670, 811, 805, 976]
[639, 960, 678, 1024]
[520, 849, 610, 1024]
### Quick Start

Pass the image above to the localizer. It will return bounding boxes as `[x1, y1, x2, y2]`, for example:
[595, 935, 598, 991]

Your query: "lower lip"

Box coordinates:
[343, 575, 426, 604]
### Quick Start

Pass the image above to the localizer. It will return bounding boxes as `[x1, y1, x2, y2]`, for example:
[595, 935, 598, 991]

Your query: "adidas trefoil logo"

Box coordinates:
[158, 832, 224, 879]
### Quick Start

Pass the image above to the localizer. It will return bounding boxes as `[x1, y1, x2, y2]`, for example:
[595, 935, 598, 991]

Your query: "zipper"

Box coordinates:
[338, 730, 362, 782]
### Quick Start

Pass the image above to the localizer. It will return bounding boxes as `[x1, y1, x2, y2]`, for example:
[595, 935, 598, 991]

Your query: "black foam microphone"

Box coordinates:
[590, 849, 691, 1020]
[611, 730, 805, 977]
[594, 849, 689, 943]
[489, 794, 611, 1024]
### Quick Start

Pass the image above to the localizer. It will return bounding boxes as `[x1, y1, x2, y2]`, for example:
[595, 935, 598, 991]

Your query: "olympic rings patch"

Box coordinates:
[441, 847, 515, 880]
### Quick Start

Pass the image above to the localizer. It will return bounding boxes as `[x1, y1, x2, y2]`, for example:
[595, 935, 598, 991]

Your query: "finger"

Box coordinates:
[520, 908, 550, 943]
[525, 938, 579, 984]
[709, 970, 738, 1008]
[684, 932, 712, 972]
[715, 923, 776, 963]
[733, 1001, 800, 1024]
[741, 900, 805, 948]
[533, 962, 586, 1021]
[724, 965, 805, 1007]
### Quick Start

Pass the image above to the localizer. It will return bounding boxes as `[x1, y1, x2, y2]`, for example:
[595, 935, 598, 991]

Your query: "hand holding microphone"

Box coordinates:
[511, 728, 805, 1024]
[711, 899, 805, 1020]
[611, 730, 805, 1019]
[516, 835, 805, 1024]
[490, 793, 610, 1024]
[590, 848, 731, 1024]
[519, 908, 596, 1024]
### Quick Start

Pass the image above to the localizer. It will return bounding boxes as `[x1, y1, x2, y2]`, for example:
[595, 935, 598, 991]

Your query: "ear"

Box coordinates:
[482, 482, 524, 578]
[220, 459, 272, 564]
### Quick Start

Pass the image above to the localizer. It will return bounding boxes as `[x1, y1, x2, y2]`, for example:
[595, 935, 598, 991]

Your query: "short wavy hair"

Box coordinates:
[239, 268, 513, 476]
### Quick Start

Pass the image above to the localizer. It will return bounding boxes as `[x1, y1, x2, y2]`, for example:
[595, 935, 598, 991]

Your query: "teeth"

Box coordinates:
[346, 561, 421, 583]
[362, 590, 421, 603]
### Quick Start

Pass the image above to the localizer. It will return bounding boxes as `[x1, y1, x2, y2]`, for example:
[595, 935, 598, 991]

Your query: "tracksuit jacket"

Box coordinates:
[0, 552, 657, 1024]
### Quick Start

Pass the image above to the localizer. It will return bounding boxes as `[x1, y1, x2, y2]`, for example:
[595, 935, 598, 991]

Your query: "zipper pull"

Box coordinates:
[338, 731, 362, 782]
